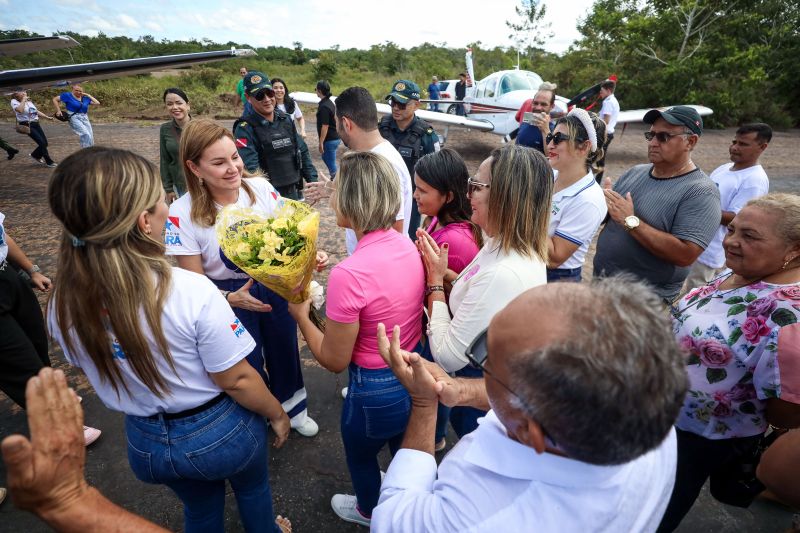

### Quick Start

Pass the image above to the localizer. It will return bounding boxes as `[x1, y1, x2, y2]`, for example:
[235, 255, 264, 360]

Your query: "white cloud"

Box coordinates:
[143, 19, 164, 32]
[118, 14, 139, 29]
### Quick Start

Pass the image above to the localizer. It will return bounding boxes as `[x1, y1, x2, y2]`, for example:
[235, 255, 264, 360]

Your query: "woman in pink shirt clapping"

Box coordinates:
[289, 152, 425, 529]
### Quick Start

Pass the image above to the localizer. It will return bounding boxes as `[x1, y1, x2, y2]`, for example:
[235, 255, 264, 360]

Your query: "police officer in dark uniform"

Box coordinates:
[233, 71, 316, 200]
[379, 79, 440, 238]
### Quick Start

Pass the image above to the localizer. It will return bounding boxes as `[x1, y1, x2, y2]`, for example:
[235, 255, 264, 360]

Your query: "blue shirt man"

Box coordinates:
[427, 77, 441, 112]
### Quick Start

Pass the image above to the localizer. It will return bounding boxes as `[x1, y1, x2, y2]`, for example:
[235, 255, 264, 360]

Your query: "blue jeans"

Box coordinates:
[322, 139, 340, 177]
[125, 395, 279, 533]
[211, 279, 308, 424]
[546, 267, 582, 283]
[342, 363, 411, 516]
[449, 365, 487, 438]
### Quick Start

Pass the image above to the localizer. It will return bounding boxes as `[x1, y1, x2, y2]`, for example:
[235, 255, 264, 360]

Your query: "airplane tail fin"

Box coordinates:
[465, 48, 475, 88]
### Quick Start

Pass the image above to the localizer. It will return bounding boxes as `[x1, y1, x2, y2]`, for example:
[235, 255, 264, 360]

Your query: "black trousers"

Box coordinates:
[0, 261, 50, 408]
[595, 132, 614, 183]
[20, 121, 53, 164]
[275, 182, 301, 200]
[657, 428, 762, 532]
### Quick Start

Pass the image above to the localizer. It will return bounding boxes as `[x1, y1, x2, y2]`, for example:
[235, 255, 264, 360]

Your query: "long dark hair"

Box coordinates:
[414, 148, 483, 247]
[270, 77, 295, 114]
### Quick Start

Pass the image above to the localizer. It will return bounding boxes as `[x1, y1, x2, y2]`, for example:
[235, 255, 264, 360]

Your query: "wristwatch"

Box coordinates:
[623, 215, 640, 231]
[27, 264, 41, 274]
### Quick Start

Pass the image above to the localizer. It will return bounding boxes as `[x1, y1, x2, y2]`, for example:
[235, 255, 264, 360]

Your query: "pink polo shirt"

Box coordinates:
[426, 218, 481, 274]
[326, 229, 425, 369]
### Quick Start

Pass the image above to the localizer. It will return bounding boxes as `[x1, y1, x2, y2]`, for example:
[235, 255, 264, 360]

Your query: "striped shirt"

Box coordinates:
[593, 164, 720, 301]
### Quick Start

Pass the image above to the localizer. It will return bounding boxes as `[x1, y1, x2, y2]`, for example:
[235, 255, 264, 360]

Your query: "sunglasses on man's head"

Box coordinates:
[644, 130, 691, 143]
[253, 88, 275, 101]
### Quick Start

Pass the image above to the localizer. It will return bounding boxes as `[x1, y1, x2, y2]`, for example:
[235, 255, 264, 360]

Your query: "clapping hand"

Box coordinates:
[377, 324, 439, 408]
[415, 229, 448, 285]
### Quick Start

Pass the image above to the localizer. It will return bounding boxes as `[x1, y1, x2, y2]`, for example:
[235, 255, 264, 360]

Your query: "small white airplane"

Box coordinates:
[292, 49, 713, 143]
[0, 35, 256, 92]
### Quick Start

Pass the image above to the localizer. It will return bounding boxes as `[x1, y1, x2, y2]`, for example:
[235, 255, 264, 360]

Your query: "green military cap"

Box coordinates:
[387, 79, 421, 103]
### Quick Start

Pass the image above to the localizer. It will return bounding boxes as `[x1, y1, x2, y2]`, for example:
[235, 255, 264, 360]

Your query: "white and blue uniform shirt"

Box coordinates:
[549, 171, 608, 270]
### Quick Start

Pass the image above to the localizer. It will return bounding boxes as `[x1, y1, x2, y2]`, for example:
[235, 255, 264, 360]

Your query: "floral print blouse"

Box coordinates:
[672, 277, 800, 439]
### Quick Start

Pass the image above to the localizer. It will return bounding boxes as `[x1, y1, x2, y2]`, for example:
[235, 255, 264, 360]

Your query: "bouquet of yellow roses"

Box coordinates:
[216, 199, 321, 308]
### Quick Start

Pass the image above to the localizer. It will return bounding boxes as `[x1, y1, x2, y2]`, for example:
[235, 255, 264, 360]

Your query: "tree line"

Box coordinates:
[3, 0, 797, 127]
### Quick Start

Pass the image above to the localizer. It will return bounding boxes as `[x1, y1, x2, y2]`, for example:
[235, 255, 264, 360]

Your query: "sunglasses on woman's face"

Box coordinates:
[253, 88, 275, 102]
[467, 176, 490, 195]
[545, 132, 572, 145]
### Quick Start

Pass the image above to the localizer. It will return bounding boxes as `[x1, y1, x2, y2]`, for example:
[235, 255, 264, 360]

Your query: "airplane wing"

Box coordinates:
[292, 92, 494, 132]
[1, 47, 257, 92]
[617, 105, 714, 124]
[0, 35, 80, 57]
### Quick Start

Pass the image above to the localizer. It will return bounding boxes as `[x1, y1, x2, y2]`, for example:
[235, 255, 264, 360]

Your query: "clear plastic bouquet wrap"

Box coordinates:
[216, 199, 325, 327]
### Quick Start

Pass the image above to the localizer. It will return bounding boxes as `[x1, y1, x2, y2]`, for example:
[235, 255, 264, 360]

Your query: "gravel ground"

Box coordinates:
[0, 117, 797, 532]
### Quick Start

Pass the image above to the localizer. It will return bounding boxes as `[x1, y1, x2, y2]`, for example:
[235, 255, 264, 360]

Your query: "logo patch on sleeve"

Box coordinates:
[236, 138, 248, 148]
[230, 318, 246, 338]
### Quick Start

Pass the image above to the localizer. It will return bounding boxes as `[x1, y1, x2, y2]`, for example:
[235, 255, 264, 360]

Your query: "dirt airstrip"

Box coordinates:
[0, 117, 797, 532]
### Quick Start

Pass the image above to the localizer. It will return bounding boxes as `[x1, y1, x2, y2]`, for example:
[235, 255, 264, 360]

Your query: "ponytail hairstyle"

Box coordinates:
[48, 147, 177, 399]
[180, 119, 256, 227]
[555, 111, 607, 173]
[270, 78, 296, 114]
[414, 148, 483, 248]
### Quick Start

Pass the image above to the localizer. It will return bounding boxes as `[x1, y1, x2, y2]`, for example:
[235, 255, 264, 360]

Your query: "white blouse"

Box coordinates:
[428, 238, 547, 372]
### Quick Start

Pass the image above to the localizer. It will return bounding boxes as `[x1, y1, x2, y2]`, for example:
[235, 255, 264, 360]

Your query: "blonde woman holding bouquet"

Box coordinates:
[47, 146, 292, 533]
[167, 119, 326, 438]
[288, 151, 425, 528]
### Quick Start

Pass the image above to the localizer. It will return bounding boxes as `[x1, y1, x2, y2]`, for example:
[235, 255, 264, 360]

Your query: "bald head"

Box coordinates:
[486, 278, 688, 465]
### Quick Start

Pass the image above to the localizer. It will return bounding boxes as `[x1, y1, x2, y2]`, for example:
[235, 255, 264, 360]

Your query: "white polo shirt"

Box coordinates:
[48, 267, 256, 417]
[345, 141, 412, 255]
[600, 94, 620, 135]
[549, 171, 608, 270]
[166, 177, 281, 280]
[373, 410, 677, 533]
[697, 163, 769, 268]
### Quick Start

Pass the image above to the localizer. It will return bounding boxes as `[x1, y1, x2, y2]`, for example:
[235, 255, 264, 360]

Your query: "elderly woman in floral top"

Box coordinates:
[659, 193, 800, 532]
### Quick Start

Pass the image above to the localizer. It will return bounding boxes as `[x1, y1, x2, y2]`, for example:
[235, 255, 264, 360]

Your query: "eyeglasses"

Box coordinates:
[644, 130, 691, 143]
[545, 132, 572, 145]
[465, 328, 559, 447]
[253, 88, 275, 101]
[389, 99, 408, 110]
[467, 176, 490, 194]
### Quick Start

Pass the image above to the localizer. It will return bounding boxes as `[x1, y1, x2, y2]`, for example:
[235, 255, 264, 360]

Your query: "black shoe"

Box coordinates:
[6, 148, 18, 160]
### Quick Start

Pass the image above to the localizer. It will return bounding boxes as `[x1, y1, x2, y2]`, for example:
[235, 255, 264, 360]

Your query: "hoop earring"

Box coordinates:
[783, 257, 797, 270]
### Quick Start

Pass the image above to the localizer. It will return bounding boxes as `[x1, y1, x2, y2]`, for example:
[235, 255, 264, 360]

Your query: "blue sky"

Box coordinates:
[7, 0, 594, 54]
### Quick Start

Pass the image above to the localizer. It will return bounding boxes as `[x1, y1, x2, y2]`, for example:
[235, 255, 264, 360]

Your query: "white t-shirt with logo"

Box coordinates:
[10, 99, 39, 122]
[0, 212, 8, 263]
[697, 163, 769, 268]
[600, 94, 620, 135]
[345, 140, 412, 255]
[48, 267, 256, 417]
[548, 171, 608, 270]
[166, 177, 282, 280]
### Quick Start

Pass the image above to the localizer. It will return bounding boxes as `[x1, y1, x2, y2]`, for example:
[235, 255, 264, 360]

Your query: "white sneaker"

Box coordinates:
[331, 494, 370, 527]
[341, 387, 348, 399]
[291, 416, 319, 437]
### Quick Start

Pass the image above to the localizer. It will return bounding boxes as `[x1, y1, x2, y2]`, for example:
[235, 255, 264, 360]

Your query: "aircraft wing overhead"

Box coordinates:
[1, 48, 257, 92]
[291, 92, 494, 132]
[0, 35, 80, 57]
[617, 105, 713, 124]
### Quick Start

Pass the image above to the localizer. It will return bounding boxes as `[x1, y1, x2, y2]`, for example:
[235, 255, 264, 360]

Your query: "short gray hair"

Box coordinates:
[334, 151, 401, 234]
[746, 193, 800, 246]
[507, 277, 688, 465]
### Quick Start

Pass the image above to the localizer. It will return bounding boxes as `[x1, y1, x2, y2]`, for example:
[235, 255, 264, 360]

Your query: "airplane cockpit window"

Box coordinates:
[498, 72, 542, 95]
[525, 72, 545, 91]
